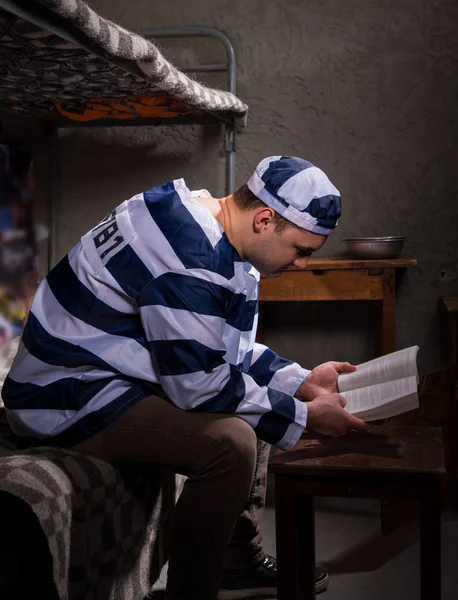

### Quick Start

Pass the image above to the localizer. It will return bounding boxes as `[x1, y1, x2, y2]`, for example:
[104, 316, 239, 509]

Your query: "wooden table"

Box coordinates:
[258, 258, 417, 356]
[440, 297, 458, 487]
[269, 427, 446, 600]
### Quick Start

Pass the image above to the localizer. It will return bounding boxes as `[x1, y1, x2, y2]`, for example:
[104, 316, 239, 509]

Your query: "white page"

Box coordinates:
[339, 346, 419, 393]
[343, 375, 418, 415]
[352, 394, 418, 420]
[354, 392, 419, 421]
[350, 390, 419, 418]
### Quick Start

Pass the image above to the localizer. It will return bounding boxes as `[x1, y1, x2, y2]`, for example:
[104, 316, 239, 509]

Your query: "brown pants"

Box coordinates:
[72, 395, 270, 600]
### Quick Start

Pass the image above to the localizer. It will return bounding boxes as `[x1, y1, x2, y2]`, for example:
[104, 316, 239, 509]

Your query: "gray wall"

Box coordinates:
[54, 0, 458, 373]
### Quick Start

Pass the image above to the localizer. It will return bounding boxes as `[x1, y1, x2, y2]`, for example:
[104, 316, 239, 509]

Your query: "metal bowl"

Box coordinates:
[344, 236, 405, 259]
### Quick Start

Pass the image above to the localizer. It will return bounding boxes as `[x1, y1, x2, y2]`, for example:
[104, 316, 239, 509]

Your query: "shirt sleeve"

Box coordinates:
[138, 270, 307, 450]
[248, 343, 311, 397]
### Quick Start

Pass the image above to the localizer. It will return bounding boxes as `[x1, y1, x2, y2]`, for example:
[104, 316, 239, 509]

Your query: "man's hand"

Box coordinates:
[306, 393, 368, 437]
[297, 361, 357, 402]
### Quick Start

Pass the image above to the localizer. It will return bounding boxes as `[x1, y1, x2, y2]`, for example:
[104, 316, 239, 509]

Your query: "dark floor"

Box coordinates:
[153, 495, 458, 599]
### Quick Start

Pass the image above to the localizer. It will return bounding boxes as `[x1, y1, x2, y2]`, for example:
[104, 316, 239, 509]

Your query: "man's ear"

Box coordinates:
[253, 207, 275, 232]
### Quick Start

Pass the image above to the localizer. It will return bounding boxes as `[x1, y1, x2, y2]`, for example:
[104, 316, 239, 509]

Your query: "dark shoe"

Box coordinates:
[218, 554, 329, 599]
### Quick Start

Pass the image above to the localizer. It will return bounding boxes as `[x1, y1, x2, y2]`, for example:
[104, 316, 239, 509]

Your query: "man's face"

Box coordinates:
[247, 220, 327, 278]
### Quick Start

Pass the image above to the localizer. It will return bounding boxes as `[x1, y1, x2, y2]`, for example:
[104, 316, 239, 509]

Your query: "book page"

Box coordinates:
[351, 391, 419, 420]
[339, 346, 419, 393]
[343, 375, 418, 415]
[359, 393, 419, 421]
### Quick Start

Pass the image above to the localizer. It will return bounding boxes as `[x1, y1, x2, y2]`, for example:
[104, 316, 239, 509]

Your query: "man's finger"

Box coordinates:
[333, 361, 357, 374]
[347, 414, 369, 431]
[339, 394, 348, 408]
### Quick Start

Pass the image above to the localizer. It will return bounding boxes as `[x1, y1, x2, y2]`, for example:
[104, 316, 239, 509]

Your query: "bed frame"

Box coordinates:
[0, 0, 248, 268]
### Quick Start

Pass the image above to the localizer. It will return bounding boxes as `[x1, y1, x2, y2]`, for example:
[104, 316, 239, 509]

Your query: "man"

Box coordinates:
[2, 156, 367, 600]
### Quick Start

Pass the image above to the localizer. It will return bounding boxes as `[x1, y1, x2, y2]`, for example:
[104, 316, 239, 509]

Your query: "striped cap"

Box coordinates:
[246, 156, 341, 235]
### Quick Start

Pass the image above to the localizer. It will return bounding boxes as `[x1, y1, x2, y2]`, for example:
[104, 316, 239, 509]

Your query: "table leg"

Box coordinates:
[378, 268, 401, 532]
[275, 476, 299, 600]
[297, 495, 316, 600]
[420, 486, 442, 600]
[378, 268, 395, 356]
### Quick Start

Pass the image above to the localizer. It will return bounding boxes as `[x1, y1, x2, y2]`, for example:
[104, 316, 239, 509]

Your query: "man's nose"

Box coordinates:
[292, 256, 311, 269]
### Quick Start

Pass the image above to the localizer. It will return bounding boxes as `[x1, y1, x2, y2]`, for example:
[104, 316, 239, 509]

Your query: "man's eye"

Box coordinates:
[296, 249, 311, 257]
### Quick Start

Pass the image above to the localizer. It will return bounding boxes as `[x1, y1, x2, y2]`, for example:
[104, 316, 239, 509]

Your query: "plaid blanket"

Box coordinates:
[2, 0, 247, 120]
[0, 340, 181, 600]
[0, 416, 181, 599]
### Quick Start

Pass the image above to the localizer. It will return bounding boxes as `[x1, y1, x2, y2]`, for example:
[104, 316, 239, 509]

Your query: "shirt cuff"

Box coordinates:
[290, 366, 311, 397]
[270, 363, 311, 398]
[276, 398, 308, 451]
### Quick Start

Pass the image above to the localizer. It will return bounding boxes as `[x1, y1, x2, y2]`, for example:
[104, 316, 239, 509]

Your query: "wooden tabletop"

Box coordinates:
[441, 296, 458, 312]
[269, 426, 446, 481]
[296, 257, 417, 271]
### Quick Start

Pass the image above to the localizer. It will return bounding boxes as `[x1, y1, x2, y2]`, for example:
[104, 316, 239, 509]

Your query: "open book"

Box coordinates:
[338, 346, 420, 421]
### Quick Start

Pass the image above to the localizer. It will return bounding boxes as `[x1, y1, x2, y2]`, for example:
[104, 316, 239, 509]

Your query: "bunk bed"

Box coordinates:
[0, 1, 248, 599]
[0, 0, 248, 267]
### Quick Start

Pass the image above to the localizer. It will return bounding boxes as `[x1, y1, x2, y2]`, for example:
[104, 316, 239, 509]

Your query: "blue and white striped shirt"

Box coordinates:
[2, 179, 309, 449]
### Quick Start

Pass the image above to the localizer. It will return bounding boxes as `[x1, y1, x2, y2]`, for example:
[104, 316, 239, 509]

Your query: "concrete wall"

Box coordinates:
[53, 0, 458, 373]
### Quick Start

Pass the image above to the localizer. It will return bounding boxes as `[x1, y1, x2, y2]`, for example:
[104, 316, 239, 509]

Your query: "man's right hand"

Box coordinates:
[306, 393, 368, 437]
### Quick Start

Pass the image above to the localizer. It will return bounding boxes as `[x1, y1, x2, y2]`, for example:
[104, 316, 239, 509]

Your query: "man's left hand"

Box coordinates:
[297, 361, 357, 402]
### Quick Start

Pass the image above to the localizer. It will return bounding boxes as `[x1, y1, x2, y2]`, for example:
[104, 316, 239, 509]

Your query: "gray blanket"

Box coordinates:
[0, 414, 179, 600]
[0, 340, 179, 600]
[0, 0, 248, 121]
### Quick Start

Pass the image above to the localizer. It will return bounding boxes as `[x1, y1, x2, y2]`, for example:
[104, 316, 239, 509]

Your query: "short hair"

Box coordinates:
[233, 184, 300, 233]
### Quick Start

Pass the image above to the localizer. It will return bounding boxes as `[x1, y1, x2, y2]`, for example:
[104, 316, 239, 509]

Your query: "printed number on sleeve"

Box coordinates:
[92, 210, 126, 261]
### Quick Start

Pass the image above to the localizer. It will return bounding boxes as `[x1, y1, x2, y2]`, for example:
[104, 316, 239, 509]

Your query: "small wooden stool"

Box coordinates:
[269, 426, 446, 600]
[440, 297, 458, 483]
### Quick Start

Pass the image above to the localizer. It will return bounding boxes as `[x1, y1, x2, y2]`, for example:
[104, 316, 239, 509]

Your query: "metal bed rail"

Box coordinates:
[139, 26, 237, 196]
[0, 1, 241, 268]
